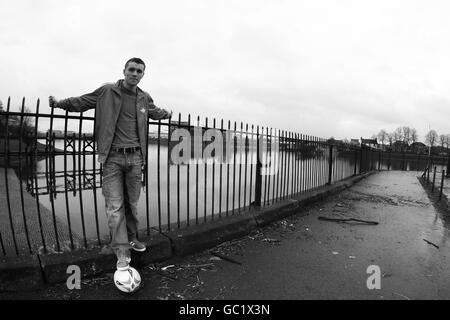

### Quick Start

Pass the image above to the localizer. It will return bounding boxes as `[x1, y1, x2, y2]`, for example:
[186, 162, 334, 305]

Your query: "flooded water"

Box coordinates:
[12, 138, 450, 243]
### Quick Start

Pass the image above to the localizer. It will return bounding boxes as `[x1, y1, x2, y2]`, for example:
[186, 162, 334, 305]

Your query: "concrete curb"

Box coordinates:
[0, 255, 44, 292]
[0, 171, 375, 291]
[164, 214, 257, 256]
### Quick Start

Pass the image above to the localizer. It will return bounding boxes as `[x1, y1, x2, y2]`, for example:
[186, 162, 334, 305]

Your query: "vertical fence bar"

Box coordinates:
[212, 118, 216, 219]
[238, 122, 243, 210]
[18, 98, 33, 254]
[244, 123, 249, 210]
[440, 170, 445, 200]
[63, 110, 75, 250]
[248, 125, 254, 209]
[187, 114, 191, 225]
[300, 134, 304, 195]
[157, 120, 162, 232]
[272, 129, 277, 201]
[254, 126, 262, 207]
[3, 97, 19, 255]
[293, 133, 297, 195]
[196, 116, 200, 223]
[328, 143, 333, 185]
[33, 99, 47, 252]
[275, 129, 281, 201]
[288, 131, 292, 194]
[204, 117, 208, 222]
[232, 122, 237, 214]
[177, 113, 181, 228]
[144, 113, 150, 236]
[226, 120, 230, 215]
[77, 115, 87, 248]
[447, 154, 450, 176]
[283, 131, 288, 198]
[308, 135, 312, 190]
[281, 130, 284, 198]
[90, 125, 101, 245]
[45, 131, 50, 194]
[167, 116, 171, 230]
[378, 151, 381, 170]
[218, 118, 223, 218]
[267, 128, 273, 203]
[17, 99, 30, 253]
[268, 128, 273, 203]
[432, 166, 437, 192]
[289, 132, 295, 197]
[359, 146, 363, 174]
[314, 137, 318, 188]
[263, 127, 269, 205]
[417, 153, 421, 172]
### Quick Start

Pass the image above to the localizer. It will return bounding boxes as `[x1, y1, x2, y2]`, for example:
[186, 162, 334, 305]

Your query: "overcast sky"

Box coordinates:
[1, 0, 450, 141]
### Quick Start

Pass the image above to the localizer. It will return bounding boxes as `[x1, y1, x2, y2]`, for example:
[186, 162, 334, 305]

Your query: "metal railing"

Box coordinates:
[421, 166, 448, 201]
[0, 96, 447, 257]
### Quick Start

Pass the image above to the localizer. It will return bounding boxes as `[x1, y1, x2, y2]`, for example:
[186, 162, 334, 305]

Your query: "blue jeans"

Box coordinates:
[102, 150, 143, 259]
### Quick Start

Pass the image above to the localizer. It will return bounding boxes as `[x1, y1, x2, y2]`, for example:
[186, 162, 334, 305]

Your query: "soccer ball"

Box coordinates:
[113, 267, 141, 293]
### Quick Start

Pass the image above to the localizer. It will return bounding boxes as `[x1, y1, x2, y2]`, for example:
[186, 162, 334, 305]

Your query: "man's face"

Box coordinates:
[123, 62, 145, 87]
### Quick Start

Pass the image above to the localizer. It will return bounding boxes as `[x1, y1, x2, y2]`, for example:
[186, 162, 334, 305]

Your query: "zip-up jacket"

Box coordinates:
[57, 79, 171, 164]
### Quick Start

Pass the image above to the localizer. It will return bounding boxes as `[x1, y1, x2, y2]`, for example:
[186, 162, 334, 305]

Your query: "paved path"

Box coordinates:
[2, 170, 450, 299]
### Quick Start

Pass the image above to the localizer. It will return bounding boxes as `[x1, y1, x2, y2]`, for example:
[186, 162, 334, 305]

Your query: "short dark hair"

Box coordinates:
[124, 57, 146, 70]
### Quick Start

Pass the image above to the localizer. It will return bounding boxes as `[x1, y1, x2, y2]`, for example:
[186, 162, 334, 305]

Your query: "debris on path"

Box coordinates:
[210, 252, 242, 265]
[423, 239, 439, 249]
[262, 238, 281, 243]
[161, 265, 175, 271]
[318, 216, 379, 225]
[393, 292, 411, 300]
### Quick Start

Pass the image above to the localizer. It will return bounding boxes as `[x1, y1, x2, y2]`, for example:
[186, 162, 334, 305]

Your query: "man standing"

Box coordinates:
[49, 57, 172, 271]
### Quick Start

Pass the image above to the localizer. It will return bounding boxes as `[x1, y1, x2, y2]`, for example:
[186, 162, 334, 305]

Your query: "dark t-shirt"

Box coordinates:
[111, 86, 140, 148]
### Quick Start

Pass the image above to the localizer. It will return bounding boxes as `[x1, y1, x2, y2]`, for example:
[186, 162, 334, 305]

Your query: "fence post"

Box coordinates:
[254, 126, 262, 207]
[447, 154, 450, 177]
[388, 149, 391, 170]
[328, 144, 333, 185]
[440, 170, 445, 200]
[353, 148, 357, 176]
[359, 146, 363, 174]
[378, 151, 381, 170]
[417, 153, 420, 171]
[402, 150, 406, 171]
[432, 166, 437, 192]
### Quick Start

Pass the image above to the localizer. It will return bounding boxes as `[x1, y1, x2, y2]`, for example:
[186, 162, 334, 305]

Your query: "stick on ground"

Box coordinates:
[318, 216, 379, 225]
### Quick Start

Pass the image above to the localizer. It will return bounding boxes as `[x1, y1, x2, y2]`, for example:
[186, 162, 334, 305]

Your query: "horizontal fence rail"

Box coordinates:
[1, 97, 450, 256]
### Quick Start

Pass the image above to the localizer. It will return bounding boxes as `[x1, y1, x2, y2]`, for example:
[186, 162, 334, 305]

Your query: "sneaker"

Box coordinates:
[129, 239, 146, 252]
[116, 256, 131, 271]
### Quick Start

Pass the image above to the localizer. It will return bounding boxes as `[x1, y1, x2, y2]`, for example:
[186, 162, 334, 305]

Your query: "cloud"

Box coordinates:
[1, 0, 450, 140]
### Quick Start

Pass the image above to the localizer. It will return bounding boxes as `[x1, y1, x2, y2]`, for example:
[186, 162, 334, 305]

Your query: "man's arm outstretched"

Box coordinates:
[49, 86, 105, 112]
[146, 93, 173, 120]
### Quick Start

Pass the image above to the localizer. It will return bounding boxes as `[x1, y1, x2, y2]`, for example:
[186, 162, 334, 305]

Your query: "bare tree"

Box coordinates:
[446, 134, 450, 151]
[410, 128, 418, 143]
[439, 134, 447, 148]
[387, 133, 394, 146]
[393, 127, 403, 142]
[425, 129, 438, 147]
[402, 126, 411, 145]
[377, 129, 387, 145]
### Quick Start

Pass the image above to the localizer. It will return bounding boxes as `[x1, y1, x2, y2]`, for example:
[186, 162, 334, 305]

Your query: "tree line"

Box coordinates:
[373, 127, 449, 148]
